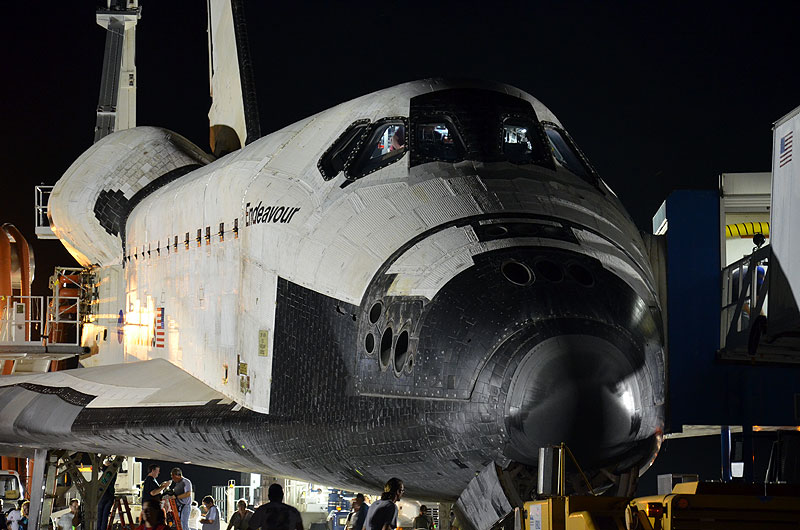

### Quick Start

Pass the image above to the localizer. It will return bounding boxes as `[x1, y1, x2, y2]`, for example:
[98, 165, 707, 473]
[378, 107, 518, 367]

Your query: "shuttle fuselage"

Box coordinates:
[1, 80, 663, 501]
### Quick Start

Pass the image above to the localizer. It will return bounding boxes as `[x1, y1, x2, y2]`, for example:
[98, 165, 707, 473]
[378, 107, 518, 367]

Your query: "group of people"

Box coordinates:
[136, 482, 300, 530]
[341, 478, 435, 530]
[141, 465, 195, 530]
[138, 476, 413, 530]
[1, 500, 30, 530]
[13, 468, 427, 530]
[344, 478, 428, 530]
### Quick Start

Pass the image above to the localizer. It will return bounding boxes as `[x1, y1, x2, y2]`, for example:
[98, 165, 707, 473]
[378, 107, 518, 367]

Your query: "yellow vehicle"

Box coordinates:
[627, 481, 800, 530]
[522, 482, 800, 530]
[1, 470, 25, 512]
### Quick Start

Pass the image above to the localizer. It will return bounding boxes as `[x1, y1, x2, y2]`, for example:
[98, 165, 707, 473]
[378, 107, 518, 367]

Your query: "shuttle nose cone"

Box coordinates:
[504, 332, 643, 466]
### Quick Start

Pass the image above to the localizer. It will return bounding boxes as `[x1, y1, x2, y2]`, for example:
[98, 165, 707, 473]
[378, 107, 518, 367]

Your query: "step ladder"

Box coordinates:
[107, 496, 135, 530]
[165, 496, 184, 530]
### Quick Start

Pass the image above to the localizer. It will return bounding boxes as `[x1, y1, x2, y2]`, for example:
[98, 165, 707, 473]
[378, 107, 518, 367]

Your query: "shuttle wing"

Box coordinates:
[206, 0, 261, 156]
[0, 359, 267, 471]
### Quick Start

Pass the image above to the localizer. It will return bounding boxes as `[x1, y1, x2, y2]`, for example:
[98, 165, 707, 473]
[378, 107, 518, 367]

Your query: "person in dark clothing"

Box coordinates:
[248, 484, 303, 530]
[363, 478, 404, 530]
[225, 499, 253, 530]
[412, 506, 432, 530]
[352, 494, 368, 530]
[142, 465, 169, 503]
[96, 459, 118, 530]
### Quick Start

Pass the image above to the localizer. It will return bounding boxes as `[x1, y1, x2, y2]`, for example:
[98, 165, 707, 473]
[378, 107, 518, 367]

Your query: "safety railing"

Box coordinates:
[0, 294, 82, 346]
[46, 295, 81, 345]
[720, 245, 770, 354]
[0, 296, 46, 343]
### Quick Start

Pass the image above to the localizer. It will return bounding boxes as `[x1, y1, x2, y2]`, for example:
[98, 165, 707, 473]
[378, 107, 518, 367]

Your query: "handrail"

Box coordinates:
[720, 245, 770, 354]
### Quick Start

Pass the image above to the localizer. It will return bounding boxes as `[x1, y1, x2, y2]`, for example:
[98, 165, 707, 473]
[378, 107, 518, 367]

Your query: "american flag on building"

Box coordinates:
[155, 307, 165, 348]
[779, 131, 793, 167]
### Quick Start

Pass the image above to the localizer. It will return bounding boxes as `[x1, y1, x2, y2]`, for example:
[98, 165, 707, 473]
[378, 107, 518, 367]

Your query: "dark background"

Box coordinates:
[1, 1, 798, 498]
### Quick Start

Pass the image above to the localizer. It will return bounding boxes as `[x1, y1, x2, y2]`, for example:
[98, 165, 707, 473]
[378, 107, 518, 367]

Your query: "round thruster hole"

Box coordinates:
[535, 260, 564, 282]
[485, 225, 508, 238]
[567, 263, 594, 287]
[501, 260, 534, 286]
[394, 330, 410, 373]
[405, 355, 414, 373]
[380, 327, 393, 369]
[369, 301, 383, 324]
[365, 332, 375, 354]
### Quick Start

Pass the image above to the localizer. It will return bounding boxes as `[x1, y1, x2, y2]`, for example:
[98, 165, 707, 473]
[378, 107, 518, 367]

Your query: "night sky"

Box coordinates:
[4, 2, 800, 293]
[1, 2, 798, 494]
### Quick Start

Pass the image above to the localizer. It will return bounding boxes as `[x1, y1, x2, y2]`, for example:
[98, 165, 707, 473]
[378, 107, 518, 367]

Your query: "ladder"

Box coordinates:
[107, 496, 135, 530]
[165, 496, 184, 530]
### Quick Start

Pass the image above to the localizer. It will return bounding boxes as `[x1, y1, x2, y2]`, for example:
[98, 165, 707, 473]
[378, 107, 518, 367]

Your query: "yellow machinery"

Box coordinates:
[522, 481, 800, 530]
[517, 445, 800, 530]
[524, 496, 629, 530]
[627, 481, 800, 530]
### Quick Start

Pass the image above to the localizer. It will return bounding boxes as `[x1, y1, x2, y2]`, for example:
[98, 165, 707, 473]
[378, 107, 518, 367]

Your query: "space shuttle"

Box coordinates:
[0, 1, 664, 527]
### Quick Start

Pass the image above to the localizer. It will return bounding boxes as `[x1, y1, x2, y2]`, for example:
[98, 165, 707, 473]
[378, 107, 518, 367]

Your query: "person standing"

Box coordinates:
[363, 479, 404, 530]
[166, 468, 193, 530]
[248, 484, 303, 530]
[188, 502, 202, 530]
[57, 499, 81, 530]
[225, 499, 253, 530]
[7, 500, 23, 530]
[142, 465, 169, 503]
[352, 494, 369, 530]
[97, 459, 118, 530]
[412, 506, 433, 530]
[199, 496, 219, 530]
[19, 501, 29, 530]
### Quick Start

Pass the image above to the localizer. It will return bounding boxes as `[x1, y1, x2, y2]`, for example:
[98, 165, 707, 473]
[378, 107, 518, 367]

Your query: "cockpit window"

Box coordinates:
[318, 119, 370, 180]
[346, 118, 408, 179]
[543, 123, 593, 181]
[413, 117, 466, 163]
[502, 119, 539, 164]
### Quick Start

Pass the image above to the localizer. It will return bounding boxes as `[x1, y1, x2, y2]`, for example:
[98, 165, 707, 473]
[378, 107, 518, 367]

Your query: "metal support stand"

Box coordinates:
[557, 443, 566, 496]
[438, 502, 452, 530]
[62, 453, 124, 530]
[42, 452, 60, 529]
[28, 449, 48, 530]
[720, 425, 732, 482]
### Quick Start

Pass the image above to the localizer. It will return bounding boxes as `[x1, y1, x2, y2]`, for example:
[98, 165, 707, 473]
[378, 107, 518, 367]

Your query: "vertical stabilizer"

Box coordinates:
[94, 0, 141, 143]
[207, 0, 261, 156]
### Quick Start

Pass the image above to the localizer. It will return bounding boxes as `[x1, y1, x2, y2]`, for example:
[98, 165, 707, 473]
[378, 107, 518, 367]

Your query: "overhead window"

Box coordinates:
[543, 124, 593, 181]
[346, 118, 407, 179]
[413, 117, 465, 163]
[410, 89, 552, 169]
[318, 119, 370, 180]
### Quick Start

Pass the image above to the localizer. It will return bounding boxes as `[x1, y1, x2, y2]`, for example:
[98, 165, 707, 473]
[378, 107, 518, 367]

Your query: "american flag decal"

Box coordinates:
[780, 131, 793, 167]
[155, 307, 165, 348]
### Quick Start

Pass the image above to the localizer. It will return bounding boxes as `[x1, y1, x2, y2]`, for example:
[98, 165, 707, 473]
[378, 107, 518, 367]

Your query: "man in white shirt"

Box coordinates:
[8, 501, 23, 530]
[188, 501, 202, 530]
